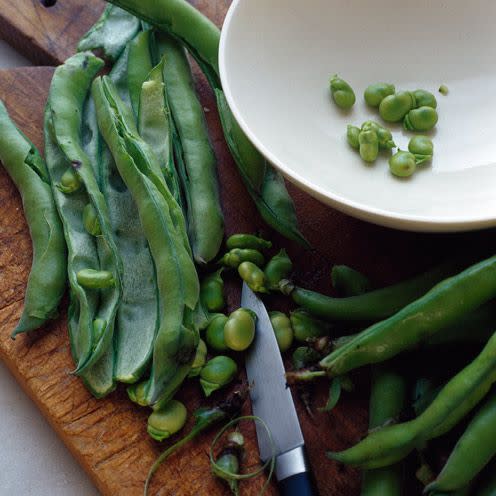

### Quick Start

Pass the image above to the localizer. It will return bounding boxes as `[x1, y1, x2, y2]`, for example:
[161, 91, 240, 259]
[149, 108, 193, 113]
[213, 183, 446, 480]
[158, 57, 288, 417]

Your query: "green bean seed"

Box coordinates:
[359, 130, 379, 163]
[76, 269, 116, 289]
[238, 261, 268, 293]
[264, 249, 293, 291]
[347, 125, 360, 150]
[224, 308, 256, 351]
[404, 106, 438, 132]
[188, 339, 207, 378]
[389, 151, 416, 178]
[205, 314, 229, 352]
[329, 75, 356, 109]
[292, 346, 321, 370]
[57, 168, 82, 193]
[290, 308, 332, 343]
[226, 233, 271, 251]
[361, 121, 396, 150]
[403, 107, 438, 131]
[200, 356, 238, 397]
[269, 311, 294, 352]
[439, 84, 449, 96]
[147, 399, 187, 441]
[92, 318, 107, 345]
[219, 248, 265, 269]
[82, 203, 102, 236]
[408, 135, 434, 165]
[379, 91, 416, 122]
[364, 83, 395, 108]
[200, 269, 225, 312]
[413, 89, 437, 109]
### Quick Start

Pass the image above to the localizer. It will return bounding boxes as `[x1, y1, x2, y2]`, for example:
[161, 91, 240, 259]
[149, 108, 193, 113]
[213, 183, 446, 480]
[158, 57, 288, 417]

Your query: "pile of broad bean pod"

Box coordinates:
[0, 1, 307, 444]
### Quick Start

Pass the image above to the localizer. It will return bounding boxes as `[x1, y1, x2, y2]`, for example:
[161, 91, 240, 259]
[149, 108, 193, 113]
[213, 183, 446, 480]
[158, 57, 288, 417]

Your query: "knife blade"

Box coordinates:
[242, 283, 316, 496]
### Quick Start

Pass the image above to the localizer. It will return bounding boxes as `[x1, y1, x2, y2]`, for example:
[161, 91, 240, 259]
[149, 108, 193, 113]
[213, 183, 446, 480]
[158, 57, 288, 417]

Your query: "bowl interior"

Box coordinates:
[220, 0, 496, 231]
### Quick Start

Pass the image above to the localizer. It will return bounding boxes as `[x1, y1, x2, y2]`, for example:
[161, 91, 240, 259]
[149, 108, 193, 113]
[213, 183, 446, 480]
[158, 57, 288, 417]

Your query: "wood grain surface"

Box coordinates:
[0, 1, 491, 495]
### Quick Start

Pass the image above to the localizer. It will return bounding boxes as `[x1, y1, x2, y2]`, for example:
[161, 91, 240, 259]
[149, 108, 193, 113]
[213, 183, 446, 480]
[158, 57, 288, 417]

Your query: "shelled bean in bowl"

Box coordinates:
[220, 0, 496, 232]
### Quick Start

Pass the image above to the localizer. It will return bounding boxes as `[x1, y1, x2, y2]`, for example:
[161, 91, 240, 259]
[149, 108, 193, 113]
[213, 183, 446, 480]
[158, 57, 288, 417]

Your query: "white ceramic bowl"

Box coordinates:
[219, 0, 496, 232]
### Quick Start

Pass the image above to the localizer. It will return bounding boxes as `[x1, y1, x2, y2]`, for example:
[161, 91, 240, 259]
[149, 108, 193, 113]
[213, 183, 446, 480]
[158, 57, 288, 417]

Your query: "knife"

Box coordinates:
[242, 283, 316, 496]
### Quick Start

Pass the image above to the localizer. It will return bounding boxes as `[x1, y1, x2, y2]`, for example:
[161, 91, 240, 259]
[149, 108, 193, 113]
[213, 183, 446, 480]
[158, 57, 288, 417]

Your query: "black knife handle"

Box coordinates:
[276, 446, 316, 496]
[279, 471, 316, 496]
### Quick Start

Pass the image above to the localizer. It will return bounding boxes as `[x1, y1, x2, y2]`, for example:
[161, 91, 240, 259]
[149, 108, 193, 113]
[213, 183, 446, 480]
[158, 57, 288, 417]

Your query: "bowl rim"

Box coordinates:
[219, 0, 495, 232]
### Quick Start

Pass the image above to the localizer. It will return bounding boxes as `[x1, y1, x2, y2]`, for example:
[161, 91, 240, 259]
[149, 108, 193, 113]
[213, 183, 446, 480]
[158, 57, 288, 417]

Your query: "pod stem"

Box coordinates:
[285, 369, 327, 384]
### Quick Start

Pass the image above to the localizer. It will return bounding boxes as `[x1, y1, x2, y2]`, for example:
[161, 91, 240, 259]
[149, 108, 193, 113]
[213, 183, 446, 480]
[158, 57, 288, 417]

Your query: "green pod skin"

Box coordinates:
[379, 91, 416, 122]
[335, 300, 496, 351]
[100, 47, 159, 385]
[200, 269, 225, 312]
[361, 368, 406, 496]
[219, 248, 265, 269]
[77, 4, 140, 62]
[361, 121, 396, 150]
[93, 76, 200, 406]
[329, 75, 356, 109]
[238, 261, 268, 293]
[224, 308, 256, 352]
[226, 233, 272, 251]
[156, 33, 224, 264]
[290, 308, 332, 343]
[214, 89, 308, 246]
[364, 83, 395, 108]
[264, 249, 293, 291]
[46, 52, 122, 382]
[82, 203, 102, 236]
[127, 30, 154, 116]
[412, 89, 437, 109]
[76, 269, 116, 289]
[147, 399, 188, 441]
[138, 57, 182, 207]
[57, 168, 82, 193]
[347, 125, 360, 150]
[389, 151, 416, 178]
[426, 392, 496, 493]
[106, 0, 307, 246]
[358, 130, 379, 163]
[331, 265, 372, 296]
[404, 106, 438, 132]
[187, 339, 207, 378]
[408, 135, 433, 165]
[286, 258, 465, 322]
[200, 356, 238, 397]
[205, 314, 229, 352]
[320, 255, 496, 377]
[269, 311, 294, 353]
[0, 101, 66, 336]
[328, 332, 496, 469]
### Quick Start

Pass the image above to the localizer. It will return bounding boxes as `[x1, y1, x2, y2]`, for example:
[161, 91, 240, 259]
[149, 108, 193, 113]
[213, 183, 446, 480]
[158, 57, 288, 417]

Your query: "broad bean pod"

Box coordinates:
[77, 4, 140, 61]
[45, 52, 122, 384]
[0, 101, 66, 336]
[93, 75, 200, 405]
[282, 258, 464, 322]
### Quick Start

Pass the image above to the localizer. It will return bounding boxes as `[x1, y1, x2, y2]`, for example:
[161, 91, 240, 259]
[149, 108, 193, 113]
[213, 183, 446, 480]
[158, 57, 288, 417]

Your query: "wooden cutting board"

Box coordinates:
[0, 1, 487, 495]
